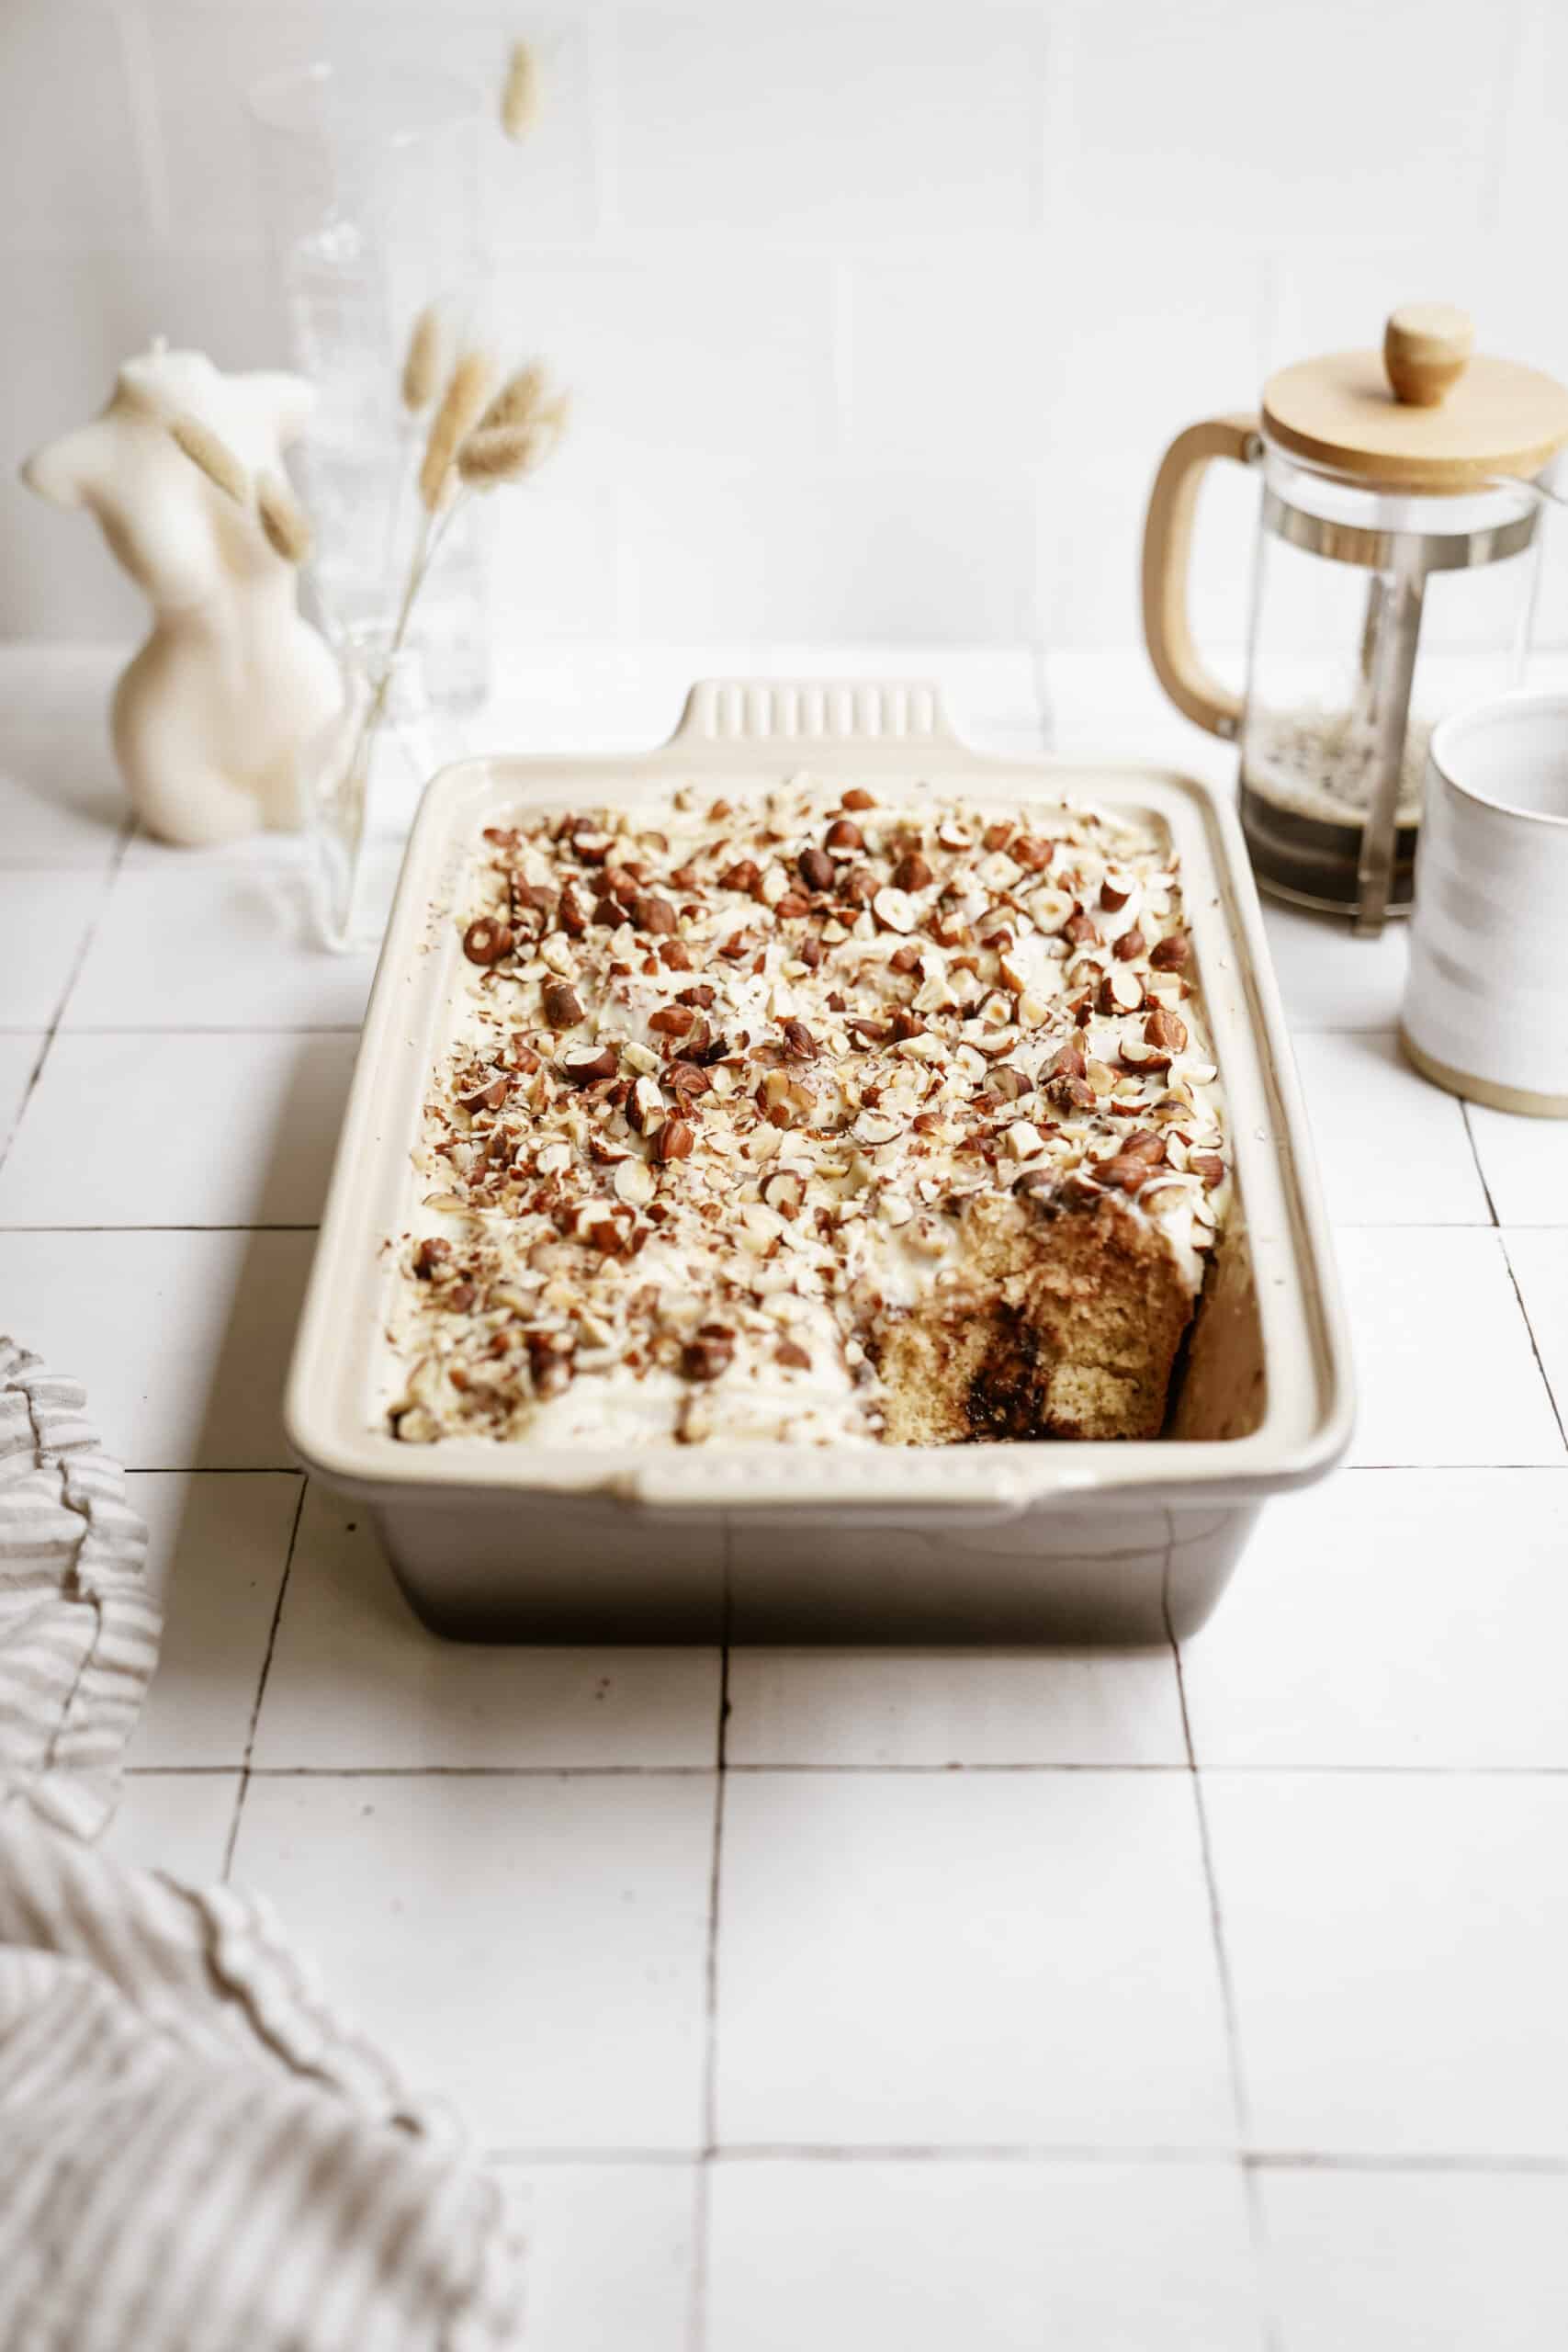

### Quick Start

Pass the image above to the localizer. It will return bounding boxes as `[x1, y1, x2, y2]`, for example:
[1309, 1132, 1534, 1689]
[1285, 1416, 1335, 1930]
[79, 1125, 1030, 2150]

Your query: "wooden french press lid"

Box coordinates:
[1261, 305, 1568, 493]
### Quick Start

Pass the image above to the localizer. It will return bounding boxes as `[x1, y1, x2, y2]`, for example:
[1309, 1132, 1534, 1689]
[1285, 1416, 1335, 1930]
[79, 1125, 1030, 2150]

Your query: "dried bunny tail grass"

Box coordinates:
[456, 424, 544, 487]
[500, 39, 538, 141]
[457, 395, 571, 489]
[168, 414, 250, 504]
[417, 347, 496, 513]
[256, 471, 312, 564]
[400, 303, 449, 414]
[476, 360, 549, 435]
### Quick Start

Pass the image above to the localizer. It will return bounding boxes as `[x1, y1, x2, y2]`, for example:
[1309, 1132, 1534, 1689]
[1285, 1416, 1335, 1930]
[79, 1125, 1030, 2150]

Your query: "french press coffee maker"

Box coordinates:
[1142, 306, 1568, 933]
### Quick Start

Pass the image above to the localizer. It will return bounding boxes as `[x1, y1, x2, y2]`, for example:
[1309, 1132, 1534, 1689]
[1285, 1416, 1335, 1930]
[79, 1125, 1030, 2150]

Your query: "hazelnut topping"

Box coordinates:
[403, 775, 1229, 1447]
[462, 917, 513, 966]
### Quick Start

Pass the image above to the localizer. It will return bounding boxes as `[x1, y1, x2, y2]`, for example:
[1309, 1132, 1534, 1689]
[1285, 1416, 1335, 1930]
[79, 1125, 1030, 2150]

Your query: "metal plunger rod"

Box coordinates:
[1354, 543, 1425, 935]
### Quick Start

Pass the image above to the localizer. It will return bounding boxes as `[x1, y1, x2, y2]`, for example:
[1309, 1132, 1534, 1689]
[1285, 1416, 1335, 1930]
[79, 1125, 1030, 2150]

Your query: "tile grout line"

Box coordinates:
[686, 1569, 733, 2352]
[1459, 1100, 1500, 1227]
[120, 1758, 1568, 1781]
[0, 819, 134, 1185]
[1464, 1103, 1568, 1451]
[485, 2141, 1568, 2174]
[1168, 1605, 1280, 2352]
[1497, 1234, 1568, 1456]
[220, 1476, 308, 1883]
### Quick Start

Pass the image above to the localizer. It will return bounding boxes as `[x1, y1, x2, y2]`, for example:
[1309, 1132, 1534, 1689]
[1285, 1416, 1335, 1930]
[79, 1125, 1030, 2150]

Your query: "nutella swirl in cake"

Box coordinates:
[386, 777, 1232, 1447]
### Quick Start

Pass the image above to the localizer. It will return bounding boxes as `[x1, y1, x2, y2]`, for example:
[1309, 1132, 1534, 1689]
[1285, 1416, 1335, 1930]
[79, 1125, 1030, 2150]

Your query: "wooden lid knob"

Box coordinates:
[1384, 303, 1475, 407]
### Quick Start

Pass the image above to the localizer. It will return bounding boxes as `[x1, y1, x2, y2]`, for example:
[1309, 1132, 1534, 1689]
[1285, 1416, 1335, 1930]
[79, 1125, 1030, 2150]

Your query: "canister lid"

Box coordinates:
[1261, 306, 1568, 493]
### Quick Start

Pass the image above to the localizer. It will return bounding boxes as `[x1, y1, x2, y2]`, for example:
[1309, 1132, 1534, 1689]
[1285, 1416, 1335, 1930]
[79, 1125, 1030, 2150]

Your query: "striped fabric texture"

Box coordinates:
[0, 1340, 524, 2352]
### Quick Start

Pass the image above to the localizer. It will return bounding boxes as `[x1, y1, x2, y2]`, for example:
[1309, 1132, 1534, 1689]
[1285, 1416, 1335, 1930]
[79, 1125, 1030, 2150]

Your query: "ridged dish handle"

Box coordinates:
[671, 677, 959, 748]
[619, 1453, 1102, 1517]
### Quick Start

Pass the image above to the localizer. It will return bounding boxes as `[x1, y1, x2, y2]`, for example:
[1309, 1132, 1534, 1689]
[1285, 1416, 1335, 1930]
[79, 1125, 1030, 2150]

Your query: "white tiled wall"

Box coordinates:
[3, 0, 1562, 648]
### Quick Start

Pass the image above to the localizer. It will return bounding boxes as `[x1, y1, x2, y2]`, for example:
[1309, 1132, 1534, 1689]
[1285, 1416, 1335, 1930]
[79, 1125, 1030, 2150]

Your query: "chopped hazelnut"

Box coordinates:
[632, 893, 677, 935]
[682, 1333, 734, 1381]
[541, 979, 585, 1029]
[462, 917, 513, 966]
[560, 1042, 619, 1084]
[655, 1118, 696, 1163]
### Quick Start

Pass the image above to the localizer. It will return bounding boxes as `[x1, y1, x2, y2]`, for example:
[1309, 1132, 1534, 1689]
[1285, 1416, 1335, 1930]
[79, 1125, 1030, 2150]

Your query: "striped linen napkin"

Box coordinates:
[0, 1340, 523, 2351]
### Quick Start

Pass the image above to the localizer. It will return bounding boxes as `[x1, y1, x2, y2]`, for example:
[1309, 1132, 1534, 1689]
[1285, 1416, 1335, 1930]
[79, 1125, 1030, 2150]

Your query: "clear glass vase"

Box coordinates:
[248, 58, 492, 716]
[304, 624, 443, 954]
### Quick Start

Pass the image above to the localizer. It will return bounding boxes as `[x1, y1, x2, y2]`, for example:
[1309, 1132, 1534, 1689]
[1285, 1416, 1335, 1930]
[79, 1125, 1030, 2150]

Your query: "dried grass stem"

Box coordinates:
[257, 472, 312, 564]
[418, 348, 496, 514]
[500, 40, 538, 141]
[168, 414, 250, 504]
[400, 304, 448, 414]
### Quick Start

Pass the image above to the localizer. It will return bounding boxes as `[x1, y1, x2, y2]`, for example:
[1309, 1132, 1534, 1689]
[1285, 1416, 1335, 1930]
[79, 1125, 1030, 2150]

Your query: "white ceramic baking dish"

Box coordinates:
[286, 680, 1353, 1643]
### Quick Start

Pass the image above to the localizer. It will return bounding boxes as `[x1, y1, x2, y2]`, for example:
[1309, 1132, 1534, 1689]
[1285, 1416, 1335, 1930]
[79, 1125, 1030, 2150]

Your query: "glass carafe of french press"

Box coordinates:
[1142, 307, 1568, 933]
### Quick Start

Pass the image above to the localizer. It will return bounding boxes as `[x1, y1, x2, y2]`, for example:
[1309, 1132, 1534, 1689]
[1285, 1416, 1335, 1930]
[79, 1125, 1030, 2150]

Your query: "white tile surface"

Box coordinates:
[143, 5, 601, 258]
[0, 867, 103, 1027]
[844, 252, 1053, 465]
[10, 637, 1568, 2335]
[725, 1648, 1187, 1768]
[1468, 1107, 1568, 1228]
[0, 1227, 314, 1466]
[125, 1471, 300, 1768]
[63, 865, 375, 1031]
[0, 1035, 39, 1154]
[231, 1772, 716, 2149]
[0, 1030, 357, 1227]
[104, 1770, 240, 1883]
[1290, 1033, 1489, 1226]
[706, 2158, 1262, 2352]
[613, 10, 1047, 244]
[1041, 236, 1264, 651]
[1331, 1227, 1563, 1467]
[1044, 650, 1237, 793]
[715, 1772, 1235, 2150]
[491, 2164, 694, 2352]
[1182, 1469, 1568, 1769]
[254, 1485, 721, 1770]
[1505, 1231, 1568, 1442]
[615, 464, 1043, 642]
[1258, 2166, 1568, 2352]
[491, 254, 838, 468]
[0, 729, 124, 866]
[1205, 1773, 1568, 2158]
[0, 0, 151, 254]
[1066, 0, 1505, 242]
[1259, 905, 1410, 1034]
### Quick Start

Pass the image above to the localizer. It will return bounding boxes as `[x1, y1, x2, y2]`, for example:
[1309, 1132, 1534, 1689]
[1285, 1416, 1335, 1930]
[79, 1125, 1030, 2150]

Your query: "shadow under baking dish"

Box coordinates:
[285, 680, 1354, 1645]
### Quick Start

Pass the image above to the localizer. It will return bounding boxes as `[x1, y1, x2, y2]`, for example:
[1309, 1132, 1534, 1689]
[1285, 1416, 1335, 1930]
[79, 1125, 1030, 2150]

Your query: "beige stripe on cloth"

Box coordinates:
[0, 1340, 524, 2352]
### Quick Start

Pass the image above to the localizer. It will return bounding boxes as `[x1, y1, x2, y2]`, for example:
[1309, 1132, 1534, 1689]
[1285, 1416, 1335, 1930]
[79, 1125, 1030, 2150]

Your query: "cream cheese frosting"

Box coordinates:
[385, 775, 1231, 1446]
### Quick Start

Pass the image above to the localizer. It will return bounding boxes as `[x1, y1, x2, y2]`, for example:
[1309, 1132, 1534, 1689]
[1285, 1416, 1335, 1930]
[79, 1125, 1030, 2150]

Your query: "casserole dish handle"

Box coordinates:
[671, 677, 962, 750]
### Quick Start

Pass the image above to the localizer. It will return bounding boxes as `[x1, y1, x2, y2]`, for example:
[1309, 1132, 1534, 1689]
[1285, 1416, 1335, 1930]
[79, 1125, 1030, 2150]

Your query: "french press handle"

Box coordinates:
[1141, 415, 1261, 739]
